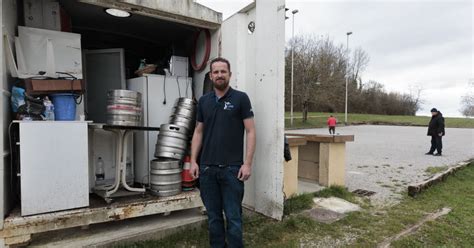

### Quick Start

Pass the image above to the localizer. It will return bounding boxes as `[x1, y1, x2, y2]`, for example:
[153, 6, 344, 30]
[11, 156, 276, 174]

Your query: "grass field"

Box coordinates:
[120, 162, 474, 247]
[284, 112, 474, 129]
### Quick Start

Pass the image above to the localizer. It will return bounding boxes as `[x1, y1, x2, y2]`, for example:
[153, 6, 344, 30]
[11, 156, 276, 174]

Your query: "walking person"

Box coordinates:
[426, 108, 445, 156]
[327, 115, 337, 135]
[190, 57, 256, 248]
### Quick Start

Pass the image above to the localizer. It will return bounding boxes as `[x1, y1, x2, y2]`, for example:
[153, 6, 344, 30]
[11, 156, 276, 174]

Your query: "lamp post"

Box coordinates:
[344, 31, 352, 125]
[290, 9, 299, 127]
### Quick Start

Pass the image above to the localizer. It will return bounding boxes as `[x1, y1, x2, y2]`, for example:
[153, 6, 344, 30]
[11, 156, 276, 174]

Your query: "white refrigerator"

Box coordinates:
[127, 74, 192, 185]
[19, 121, 89, 216]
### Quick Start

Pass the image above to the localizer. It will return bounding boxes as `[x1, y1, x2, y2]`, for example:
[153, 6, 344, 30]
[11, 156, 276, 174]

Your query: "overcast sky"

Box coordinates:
[197, 0, 473, 117]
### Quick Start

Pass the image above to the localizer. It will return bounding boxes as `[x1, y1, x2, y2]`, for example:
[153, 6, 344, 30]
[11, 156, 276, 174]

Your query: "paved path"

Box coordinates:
[291, 125, 474, 205]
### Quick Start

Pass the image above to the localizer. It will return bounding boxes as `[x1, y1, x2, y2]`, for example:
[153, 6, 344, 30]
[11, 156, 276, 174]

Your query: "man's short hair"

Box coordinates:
[209, 57, 231, 72]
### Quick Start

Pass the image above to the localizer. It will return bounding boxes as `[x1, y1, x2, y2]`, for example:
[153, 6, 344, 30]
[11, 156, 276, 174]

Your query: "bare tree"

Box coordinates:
[460, 80, 474, 117]
[285, 34, 420, 117]
[349, 47, 370, 89]
[287, 35, 349, 122]
[408, 84, 424, 114]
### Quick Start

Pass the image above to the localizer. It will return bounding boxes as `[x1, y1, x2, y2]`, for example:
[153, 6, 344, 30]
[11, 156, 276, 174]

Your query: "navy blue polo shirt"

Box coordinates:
[197, 87, 254, 166]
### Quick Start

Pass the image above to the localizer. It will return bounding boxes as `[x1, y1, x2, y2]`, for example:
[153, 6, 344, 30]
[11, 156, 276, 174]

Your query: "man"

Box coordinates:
[426, 108, 445, 156]
[327, 115, 337, 135]
[190, 57, 256, 248]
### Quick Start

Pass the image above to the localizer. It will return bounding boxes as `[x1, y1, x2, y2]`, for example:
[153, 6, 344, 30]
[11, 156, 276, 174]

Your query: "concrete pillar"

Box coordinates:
[298, 142, 320, 182]
[319, 143, 346, 186]
[283, 146, 298, 198]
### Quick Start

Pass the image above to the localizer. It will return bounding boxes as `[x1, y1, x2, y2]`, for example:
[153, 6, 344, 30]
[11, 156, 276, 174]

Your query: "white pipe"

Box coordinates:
[121, 130, 145, 192]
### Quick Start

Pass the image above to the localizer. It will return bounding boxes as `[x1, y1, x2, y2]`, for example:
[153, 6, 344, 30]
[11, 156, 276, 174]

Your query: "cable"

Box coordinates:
[55, 71, 77, 80]
[163, 75, 167, 105]
[176, 76, 181, 98]
[191, 29, 211, 71]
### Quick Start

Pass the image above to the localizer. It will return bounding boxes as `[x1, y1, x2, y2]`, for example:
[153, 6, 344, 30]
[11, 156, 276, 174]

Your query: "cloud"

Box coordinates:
[284, 0, 473, 116]
[198, 0, 473, 117]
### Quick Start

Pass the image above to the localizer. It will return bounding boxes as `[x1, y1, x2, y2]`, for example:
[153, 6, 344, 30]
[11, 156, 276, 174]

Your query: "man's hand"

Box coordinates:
[237, 164, 252, 181]
[190, 162, 199, 179]
[438, 132, 443, 137]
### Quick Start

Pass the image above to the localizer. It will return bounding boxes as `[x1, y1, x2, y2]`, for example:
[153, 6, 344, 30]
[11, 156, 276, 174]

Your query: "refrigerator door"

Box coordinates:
[127, 76, 149, 184]
[127, 75, 192, 185]
[84, 48, 126, 124]
[19, 121, 89, 216]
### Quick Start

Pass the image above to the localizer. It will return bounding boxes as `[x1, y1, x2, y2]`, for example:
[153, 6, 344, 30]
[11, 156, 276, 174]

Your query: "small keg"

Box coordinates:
[106, 90, 142, 126]
[169, 114, 194, 130]
[169, 97, 196, 134]
[154, 124, 189, 160]
[150, 158, 182, 197]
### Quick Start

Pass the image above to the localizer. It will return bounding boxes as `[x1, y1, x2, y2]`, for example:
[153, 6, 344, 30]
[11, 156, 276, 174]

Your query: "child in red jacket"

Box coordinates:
[327, 115, 337, 134]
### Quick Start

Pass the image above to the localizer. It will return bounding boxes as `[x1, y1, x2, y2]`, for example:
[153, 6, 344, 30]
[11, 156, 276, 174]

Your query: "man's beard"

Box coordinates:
[213, 79, 229, 91]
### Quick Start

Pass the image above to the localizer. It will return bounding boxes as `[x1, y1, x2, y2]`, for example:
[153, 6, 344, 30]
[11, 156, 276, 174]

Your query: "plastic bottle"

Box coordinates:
[96, 157, 105, 181]
[43, 96, 55, 121]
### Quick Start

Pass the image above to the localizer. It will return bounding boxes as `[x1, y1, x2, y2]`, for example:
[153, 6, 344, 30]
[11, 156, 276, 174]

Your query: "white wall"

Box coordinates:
[1, 0, 18, 228]
[221, 0, 286, 219]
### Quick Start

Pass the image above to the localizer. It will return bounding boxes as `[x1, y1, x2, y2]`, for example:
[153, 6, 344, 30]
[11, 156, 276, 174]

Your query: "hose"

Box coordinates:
[191, 29, 211, 71]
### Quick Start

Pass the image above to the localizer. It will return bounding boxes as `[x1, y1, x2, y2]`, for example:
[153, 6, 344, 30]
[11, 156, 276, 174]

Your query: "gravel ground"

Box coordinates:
[290, 125, 474, 205]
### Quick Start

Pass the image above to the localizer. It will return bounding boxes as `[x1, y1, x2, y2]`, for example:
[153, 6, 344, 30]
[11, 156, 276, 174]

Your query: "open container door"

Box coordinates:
[213, 1, 286, 220]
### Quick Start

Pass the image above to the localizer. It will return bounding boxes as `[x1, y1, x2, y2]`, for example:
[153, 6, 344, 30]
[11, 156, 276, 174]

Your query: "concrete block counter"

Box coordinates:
[285, 134, 355, 188]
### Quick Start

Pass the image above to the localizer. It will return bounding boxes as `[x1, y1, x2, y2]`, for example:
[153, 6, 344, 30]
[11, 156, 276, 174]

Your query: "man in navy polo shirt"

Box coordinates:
[190, 57, 256, 248]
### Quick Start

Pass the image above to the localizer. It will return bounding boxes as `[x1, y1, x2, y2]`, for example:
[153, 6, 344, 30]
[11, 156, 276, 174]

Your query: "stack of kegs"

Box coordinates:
[151, 97, 196, 197]
[149, 158, 182, 197]
[106, 90, 142, 126]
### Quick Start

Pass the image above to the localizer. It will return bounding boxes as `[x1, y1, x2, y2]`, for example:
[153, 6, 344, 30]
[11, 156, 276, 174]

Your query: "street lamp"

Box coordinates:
[344, 31, 352, 125]
[290, 9, 299, 127]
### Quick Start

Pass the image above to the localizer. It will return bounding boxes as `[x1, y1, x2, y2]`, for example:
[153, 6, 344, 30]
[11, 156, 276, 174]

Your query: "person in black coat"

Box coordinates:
[426, 108, 445, 156]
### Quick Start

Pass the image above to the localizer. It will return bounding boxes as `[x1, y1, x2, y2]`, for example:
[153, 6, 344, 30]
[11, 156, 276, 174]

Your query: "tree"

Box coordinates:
[286, 35, 348, 122]
[284, 34, 421, 117]
[349, 47, 370, 89]
[460, 80, 474, 117]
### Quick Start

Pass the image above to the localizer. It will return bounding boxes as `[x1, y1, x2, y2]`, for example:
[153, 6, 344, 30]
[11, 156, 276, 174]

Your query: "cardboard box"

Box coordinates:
[25, 79, 83, 95]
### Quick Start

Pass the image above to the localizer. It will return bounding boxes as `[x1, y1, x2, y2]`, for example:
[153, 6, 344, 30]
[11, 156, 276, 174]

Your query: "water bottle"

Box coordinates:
[43, 96, 55, 121]
[96, 157, 105, 181]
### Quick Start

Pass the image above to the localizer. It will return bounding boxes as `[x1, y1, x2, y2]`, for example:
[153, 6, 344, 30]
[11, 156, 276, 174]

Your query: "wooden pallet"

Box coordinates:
[0, 190, 203, 247]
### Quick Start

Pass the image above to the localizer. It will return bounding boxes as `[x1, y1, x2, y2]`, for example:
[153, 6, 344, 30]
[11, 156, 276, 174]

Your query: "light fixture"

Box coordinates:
[105, 8, 131, 18]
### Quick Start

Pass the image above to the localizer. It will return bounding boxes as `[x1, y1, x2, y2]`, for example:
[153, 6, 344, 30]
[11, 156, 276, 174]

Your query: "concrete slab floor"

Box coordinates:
[291, 125, 474, 205]
[313, 197, 361, 214]
[298, 179, 325, 194]
[29, 208, 206, 247]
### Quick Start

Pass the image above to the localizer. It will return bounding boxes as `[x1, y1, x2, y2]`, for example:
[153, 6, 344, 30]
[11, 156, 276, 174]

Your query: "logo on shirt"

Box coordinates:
[224, 101, 234, 110]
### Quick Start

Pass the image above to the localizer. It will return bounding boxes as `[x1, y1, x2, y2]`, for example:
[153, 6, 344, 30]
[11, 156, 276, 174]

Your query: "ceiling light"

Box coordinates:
[105, 8, 131, 18]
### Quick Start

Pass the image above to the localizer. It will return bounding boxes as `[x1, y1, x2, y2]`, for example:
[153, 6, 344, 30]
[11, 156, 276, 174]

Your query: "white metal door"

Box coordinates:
[220, 1, 286, 219]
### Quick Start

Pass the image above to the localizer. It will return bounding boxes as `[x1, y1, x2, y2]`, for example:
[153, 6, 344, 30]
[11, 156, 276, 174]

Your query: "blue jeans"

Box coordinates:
[199, 165, 244, 248]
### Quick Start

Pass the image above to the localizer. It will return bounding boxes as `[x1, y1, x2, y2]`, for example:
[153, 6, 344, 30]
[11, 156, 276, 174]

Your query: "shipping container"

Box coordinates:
[0, 0, 285, 246]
